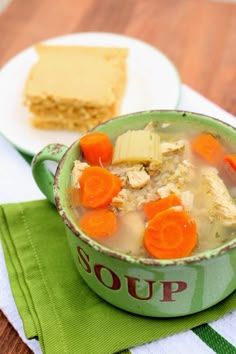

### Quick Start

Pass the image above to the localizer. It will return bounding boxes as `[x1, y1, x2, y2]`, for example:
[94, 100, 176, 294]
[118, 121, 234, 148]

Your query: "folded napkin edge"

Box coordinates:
[0, 205, 44, 345]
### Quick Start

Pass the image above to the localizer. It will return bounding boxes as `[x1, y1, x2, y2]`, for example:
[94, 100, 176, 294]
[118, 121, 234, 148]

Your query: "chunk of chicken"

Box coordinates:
[157, 183, 180, 198]
[181, 190, 194, 211]
[111, 189, 127, 208]
[146, 161, 161, 176]
[71, 160, 90, 188]
[161, 140, 185, 155]
[201, 167, 236, 227]
[127, 169, 150, 189]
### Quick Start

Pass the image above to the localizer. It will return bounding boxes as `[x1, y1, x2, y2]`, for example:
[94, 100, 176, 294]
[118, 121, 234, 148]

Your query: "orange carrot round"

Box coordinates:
[143, 194, 182, 220]
[79, 209, 118, 238]
[191, 133, 224, 165]
[80, 132, 113, 166]
[79, 166, 121, 208]
[144, 208, 197, 259]
[224, 154, 236, 172]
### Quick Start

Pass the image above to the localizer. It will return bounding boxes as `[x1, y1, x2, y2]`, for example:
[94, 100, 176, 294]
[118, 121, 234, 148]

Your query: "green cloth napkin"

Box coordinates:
[0, 200, 235, 354]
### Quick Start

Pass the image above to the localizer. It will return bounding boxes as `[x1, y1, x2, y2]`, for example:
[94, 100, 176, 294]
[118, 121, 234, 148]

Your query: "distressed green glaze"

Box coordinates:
[32, 143, 68, 204]
[32, 110, 236, 317]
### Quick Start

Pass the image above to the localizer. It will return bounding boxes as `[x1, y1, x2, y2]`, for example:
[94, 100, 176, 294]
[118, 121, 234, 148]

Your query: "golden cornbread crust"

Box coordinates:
[23, 45, 128, 131]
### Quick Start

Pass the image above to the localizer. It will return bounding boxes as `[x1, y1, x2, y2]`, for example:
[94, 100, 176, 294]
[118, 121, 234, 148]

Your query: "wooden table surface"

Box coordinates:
[0, 0, 235, 353]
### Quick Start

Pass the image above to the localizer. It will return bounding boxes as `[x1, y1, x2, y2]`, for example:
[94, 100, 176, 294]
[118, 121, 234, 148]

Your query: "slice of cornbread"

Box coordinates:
[23, 45, 128, 131]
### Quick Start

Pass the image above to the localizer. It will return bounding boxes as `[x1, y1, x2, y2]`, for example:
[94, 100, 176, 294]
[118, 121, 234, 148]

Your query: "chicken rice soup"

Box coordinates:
[68, 120, 236, 259]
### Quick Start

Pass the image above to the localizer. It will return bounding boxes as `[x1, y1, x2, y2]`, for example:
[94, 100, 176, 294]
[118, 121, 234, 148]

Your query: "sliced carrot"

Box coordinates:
[68, 187, 81, 208]
[191, 133, 224, 165]
[143, 194, 182, 220]
[80, 132, 113, 166]
[144, 208, 197, 259]
[79, 166, 121, 208]
[79, 209, 118, 238]
[224, 155, 236, 172]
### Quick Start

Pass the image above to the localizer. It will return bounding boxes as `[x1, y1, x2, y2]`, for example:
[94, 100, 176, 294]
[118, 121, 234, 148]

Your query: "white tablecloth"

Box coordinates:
[0, 84, 235, 354]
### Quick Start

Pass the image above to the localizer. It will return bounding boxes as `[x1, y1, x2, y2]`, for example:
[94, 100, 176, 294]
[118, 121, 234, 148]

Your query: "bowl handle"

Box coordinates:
[31, 144, 68, 205]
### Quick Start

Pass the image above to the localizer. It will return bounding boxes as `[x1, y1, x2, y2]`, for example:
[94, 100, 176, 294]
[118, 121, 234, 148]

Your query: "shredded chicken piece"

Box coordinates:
[201, 167, 236, 227]
[71, 160, 90, 188]
[127, 169, 150, 189]
[111, 189, 130, 211]
[111, 188, 130, 209]
[161, 140, 185, 155]
[157, 183, 180, 198]
[181, 190, 194, 211]
[146, 161, 161, 176]
[108, 163, 143, 177]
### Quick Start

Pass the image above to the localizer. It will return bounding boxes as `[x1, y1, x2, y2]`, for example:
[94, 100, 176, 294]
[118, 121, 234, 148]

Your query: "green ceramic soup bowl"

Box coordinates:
[32, 110, 236, 317]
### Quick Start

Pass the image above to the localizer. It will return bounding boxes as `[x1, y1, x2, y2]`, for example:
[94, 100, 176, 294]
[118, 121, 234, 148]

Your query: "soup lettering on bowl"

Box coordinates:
[32, 111, 236, 317]
[69, 120, 236, 260]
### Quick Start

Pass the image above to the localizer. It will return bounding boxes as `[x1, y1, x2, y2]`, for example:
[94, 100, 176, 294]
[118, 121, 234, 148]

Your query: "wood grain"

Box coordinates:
[0, 0, 235, 353]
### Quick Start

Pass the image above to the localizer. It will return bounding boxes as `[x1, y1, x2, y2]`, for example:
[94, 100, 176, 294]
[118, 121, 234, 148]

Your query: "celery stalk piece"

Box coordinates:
[112, 130, 162, 165]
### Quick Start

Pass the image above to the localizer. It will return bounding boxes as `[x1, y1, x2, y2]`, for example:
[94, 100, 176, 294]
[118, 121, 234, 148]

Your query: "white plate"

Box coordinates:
[0, 32, 181, 156]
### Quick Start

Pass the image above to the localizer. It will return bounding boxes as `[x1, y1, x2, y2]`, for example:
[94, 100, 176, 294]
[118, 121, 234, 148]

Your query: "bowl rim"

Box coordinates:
[54, 109, 236, 266]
